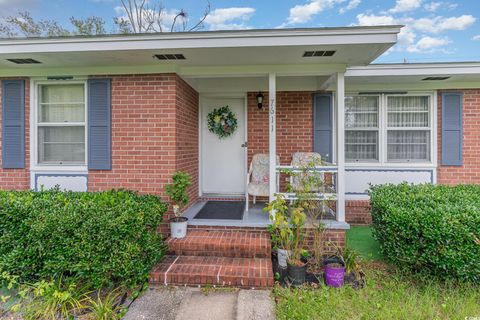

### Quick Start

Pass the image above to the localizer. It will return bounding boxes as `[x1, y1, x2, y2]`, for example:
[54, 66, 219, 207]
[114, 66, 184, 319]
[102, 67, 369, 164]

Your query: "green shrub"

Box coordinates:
[369, 183, 480, 282]
[0, 189, 167, 288]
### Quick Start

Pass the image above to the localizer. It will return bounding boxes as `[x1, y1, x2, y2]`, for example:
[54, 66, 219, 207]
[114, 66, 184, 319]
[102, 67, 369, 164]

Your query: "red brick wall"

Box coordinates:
[437, 89, 480, 184]
[88, 74, 178, 195]
[346, 200, 371, 225]
[247, 91, 313, 166]
[175, 76, 199, 204]
[87, 74, 199, 233]
[303, 228, 346, 253]
[88, 74, 199, 202]
[0, 78, 30, 190]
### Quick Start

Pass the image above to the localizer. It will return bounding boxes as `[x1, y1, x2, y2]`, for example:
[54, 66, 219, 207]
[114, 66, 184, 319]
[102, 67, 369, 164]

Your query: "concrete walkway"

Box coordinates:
[123, 287, 275, 320]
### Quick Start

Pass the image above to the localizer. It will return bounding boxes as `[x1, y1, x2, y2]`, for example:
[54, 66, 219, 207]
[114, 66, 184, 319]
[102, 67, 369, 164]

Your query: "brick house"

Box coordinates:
[1, 26, 479, 287]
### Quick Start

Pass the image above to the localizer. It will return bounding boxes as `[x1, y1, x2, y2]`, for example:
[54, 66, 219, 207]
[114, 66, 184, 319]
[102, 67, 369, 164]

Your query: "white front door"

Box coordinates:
[201, 97, 246, 195]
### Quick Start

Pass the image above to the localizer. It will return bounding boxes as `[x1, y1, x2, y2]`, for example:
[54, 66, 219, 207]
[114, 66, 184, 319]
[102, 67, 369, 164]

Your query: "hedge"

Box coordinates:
[370, 183, 480, 282]
[0, 189, 167, 288]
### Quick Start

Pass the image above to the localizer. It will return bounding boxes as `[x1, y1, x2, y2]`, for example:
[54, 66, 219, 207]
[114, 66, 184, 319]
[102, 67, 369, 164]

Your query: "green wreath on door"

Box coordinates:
[207, 106, 238, 139]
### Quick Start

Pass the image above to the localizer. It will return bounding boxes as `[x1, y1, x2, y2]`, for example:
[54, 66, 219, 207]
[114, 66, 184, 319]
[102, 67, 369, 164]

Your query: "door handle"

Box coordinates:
[241, 142, 248, 148]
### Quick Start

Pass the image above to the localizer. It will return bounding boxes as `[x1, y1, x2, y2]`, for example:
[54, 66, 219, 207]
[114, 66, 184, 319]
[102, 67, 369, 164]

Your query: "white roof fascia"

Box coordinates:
[346, 62, 480, 77]
[0, 26, 402, 54]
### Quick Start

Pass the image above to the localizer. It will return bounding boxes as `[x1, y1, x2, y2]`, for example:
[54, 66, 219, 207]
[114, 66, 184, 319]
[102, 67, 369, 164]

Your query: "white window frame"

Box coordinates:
[345, 94, 381, 163]
[385, 94, 432, 163]
[31, 79, 88, 172]
[345, 91, 436, 167]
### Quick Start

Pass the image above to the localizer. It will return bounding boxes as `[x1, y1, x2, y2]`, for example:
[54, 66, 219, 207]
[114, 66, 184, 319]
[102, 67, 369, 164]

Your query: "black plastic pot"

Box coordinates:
[287, 263, 306, 287]
[322, 256, 344, 268]
[169, 217, 188, 223]
[305, 272, 321, 284]
[278, 265, 288, 285]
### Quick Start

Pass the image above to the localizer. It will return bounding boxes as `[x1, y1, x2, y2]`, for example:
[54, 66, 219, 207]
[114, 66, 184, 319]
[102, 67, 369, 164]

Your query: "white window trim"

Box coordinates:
[345, 94, 381, 163]
[345, 91, 437, 168]
[30, 79, 88, 172]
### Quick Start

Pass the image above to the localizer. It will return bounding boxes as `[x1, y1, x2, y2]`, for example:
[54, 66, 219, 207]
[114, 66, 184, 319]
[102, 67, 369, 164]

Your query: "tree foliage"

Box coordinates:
[115, 0, 210, 33]
[0, 11, 105, 37]
[0, 1, 211, 38]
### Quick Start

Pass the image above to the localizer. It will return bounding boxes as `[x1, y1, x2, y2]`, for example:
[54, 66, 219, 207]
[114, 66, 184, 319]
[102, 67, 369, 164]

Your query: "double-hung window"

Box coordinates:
[37, 83, 86, 165]
[345, 94, 433, 164]
[386, 96, 430, 162]
[345, 96, 379, 162]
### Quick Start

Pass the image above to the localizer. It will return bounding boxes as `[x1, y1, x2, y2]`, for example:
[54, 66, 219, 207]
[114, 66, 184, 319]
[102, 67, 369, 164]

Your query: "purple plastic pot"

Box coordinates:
[324, 264, 346, 288]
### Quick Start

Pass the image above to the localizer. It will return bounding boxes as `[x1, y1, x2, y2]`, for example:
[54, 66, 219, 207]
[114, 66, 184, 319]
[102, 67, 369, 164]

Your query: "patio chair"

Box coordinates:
[290, 152, 334, 216]
[290, 152, 324, 193]
[246, 153, 280, 211]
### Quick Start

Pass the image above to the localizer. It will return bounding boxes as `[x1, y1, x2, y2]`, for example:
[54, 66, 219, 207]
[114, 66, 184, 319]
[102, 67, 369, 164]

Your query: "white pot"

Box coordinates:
[278, 248, 291, 268]
[170, 217, 188, 239]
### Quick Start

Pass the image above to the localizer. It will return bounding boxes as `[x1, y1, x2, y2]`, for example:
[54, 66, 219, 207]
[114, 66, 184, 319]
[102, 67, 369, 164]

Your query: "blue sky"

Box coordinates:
[1, 0, 480, 63]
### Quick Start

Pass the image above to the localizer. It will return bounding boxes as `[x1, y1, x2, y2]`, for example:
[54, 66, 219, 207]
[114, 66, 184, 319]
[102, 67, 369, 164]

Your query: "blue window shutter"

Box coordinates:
[2, 80, 25, 169]
[88, 79, 111, 170]
[313, 93, 333, 162]
[441, 92, 463, 166]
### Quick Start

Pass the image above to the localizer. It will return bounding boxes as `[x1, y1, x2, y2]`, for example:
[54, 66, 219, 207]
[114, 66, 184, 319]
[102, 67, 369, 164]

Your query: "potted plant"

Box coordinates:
[165, 171, 191, 239]
[323, 244, 361, 288]
[324, 259, 346, 288]
[339, 245, 364, 289]
[285, 206, 307, 287]
[265, 195, 291, 268]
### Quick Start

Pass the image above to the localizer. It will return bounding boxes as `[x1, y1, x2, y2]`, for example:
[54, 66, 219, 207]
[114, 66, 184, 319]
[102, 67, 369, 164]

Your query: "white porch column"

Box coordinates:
[335, 72, 346, 222]
[269, 73, 276, 203]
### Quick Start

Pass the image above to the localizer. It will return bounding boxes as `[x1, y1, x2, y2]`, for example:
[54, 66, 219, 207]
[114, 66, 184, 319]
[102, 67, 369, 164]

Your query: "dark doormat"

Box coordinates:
[194, 201, 245, 220]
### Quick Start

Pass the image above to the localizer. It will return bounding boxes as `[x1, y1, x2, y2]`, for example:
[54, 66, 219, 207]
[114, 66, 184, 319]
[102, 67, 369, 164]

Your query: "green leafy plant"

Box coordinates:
[285, 206, 307, 266]
[0, 271, 22, 314]
[83, 288, 127, 320]
[335, 245, 362, 277]
[22, 278, 88, 320]
[0, 189, 167, 288]
[370, 183, 480, 282]
[165, 171, 192, 217]
[282, 158, 333, 271]
[265, 195, 291, 251]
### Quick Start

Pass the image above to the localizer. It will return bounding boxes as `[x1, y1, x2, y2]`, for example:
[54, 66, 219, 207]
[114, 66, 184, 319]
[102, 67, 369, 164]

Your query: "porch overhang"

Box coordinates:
[0, 26, 402, 77]
[345, 62, 480, 91]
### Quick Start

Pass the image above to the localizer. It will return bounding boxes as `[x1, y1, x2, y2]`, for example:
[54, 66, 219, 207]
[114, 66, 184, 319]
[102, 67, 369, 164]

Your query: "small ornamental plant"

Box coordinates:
[165, 171, 191, 219]
[165, 171, 192, 239]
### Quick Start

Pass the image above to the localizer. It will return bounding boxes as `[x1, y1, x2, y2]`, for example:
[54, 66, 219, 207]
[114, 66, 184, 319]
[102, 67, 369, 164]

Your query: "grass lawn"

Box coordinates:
[274, 226, 480, 320]
[346, 226, 383, 261]
[274, 262, 480, 320]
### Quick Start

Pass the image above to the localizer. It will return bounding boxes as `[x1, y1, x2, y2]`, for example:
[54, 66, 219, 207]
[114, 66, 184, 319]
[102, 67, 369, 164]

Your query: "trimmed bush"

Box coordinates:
[0, 189, 167, 288]
[370, 183, 480, 282]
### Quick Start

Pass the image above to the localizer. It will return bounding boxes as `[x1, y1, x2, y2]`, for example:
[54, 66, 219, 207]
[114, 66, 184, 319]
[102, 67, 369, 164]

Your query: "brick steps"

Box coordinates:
[167, 230, 271, 258]
[149, 255, 274, 288]
[149, 230, 274, 288]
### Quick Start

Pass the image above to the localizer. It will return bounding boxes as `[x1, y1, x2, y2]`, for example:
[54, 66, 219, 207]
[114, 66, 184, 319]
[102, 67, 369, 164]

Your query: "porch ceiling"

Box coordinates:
[0, 26, 401, 77]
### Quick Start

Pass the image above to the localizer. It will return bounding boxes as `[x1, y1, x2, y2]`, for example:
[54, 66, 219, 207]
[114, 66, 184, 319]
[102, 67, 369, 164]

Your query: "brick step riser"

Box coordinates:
[150, 276, 273, 289]
[168, 250, 270, 259]
[149, 255, 274, 289]
[167, 230, 272, 259]
[167, 244, 271, 259]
